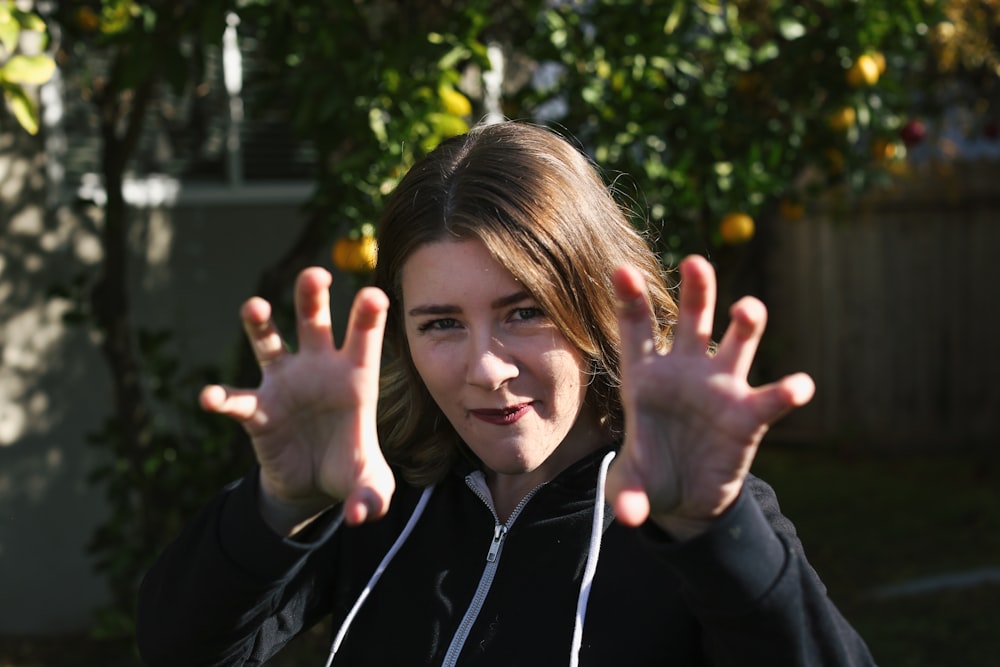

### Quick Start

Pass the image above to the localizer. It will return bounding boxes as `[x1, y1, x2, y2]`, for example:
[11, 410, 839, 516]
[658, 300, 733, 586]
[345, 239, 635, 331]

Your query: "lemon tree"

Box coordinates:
[510, 0, 954, 262]
[237, 0, 488, 252]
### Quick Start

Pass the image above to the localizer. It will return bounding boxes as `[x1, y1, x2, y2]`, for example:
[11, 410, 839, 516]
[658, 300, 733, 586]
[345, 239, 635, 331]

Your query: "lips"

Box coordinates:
[469, 403, 532, 425]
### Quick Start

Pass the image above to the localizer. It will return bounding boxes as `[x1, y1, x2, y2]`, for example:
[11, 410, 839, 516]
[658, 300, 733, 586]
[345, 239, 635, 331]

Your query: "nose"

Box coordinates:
[466, 335, 518, 391]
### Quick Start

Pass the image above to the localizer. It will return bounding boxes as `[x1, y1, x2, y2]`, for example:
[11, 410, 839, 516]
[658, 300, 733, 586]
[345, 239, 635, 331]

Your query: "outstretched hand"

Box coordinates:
[604, 256, 815, 538]
[199, 268, 395, 534]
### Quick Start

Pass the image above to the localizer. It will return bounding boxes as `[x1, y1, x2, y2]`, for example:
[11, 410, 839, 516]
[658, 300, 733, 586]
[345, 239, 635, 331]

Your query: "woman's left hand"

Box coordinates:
[604, 255, 815, 538]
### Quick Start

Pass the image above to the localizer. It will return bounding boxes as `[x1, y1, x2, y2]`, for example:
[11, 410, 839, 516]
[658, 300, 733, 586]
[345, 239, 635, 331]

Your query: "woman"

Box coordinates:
[137, 121, 875, 666]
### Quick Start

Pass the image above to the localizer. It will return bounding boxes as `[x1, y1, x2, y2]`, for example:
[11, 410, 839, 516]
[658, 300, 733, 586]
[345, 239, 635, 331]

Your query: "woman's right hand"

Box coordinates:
[199, 267, 395, 534]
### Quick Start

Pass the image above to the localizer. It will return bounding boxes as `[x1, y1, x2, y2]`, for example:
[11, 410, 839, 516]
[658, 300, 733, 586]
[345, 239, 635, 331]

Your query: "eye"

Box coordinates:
[416, 318, 460, 333]
[511, 307, 545, 322]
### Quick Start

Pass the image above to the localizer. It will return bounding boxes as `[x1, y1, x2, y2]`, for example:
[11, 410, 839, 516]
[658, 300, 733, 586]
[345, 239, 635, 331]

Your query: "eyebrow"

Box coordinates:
[407, 290, 533, 317]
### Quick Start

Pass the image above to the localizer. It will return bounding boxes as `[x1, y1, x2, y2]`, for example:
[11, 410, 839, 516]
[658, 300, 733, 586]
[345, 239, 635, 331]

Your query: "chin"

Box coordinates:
[465, 442, 535, 474]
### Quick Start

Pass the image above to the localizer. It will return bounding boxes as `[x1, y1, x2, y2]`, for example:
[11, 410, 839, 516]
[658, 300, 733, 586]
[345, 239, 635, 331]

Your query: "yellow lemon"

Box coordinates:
[828, 106, 857, 131]
[870, 51, 887, 75]
[439, 85, 472, 117]
[719, 213, 755, 245]
[846, 54, 881, 87]
[333, 235, 378, 273]
[872, 138, 898, 161]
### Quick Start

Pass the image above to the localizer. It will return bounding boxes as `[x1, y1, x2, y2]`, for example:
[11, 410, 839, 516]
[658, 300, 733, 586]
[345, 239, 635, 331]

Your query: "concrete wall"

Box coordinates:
[0, 164, 361, 632]
[1, 129, 112, 633]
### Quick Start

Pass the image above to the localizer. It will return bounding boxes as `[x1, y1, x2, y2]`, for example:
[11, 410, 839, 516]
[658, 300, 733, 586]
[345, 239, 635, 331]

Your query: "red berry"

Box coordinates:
[900, 119, 926, 147]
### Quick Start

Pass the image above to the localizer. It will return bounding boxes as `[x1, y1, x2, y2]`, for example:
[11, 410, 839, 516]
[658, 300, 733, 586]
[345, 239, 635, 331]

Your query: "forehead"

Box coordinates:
[400, 239, 524, 306]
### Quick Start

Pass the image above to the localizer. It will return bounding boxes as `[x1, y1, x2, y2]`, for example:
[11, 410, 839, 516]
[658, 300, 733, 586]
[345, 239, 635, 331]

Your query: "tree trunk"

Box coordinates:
[89, 74, 157, 610]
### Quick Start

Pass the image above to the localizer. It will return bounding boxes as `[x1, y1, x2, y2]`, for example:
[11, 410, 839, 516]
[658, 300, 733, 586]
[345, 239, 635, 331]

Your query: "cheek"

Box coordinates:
[544, 350, 590, 401]
[408, 342, 455, 395]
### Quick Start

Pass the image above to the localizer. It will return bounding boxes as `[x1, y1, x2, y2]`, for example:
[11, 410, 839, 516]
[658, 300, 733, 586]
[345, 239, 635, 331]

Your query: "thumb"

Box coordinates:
[341, 455, 397, 526]
[604, 455, 651, 527]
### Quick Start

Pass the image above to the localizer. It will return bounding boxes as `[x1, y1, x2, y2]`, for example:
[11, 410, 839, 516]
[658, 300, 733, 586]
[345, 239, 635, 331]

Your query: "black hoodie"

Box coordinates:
[136, 447, 876, 666]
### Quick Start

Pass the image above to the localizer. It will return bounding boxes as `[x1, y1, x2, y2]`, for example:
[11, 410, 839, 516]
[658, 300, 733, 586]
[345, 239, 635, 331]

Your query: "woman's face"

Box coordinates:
[401, 239, 605, 490]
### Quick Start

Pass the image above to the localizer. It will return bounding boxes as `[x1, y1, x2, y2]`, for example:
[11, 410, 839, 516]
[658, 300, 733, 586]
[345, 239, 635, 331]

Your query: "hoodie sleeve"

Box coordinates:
[135, 468, 343, 667]
[639, 475, 877, 666]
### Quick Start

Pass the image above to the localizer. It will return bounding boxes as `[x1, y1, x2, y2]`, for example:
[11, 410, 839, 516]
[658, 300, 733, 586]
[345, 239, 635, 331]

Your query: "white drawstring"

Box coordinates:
[569, 449, 617, 667]
[323, 485, 435, 667]
[322, 450, 616, 667]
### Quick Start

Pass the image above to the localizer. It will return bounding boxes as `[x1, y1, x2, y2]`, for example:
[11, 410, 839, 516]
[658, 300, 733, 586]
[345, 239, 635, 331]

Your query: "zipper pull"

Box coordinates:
[487, 524, 507, 562]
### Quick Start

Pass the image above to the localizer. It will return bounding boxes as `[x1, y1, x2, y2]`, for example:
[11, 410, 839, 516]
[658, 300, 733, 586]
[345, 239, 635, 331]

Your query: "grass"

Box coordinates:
[751, 442, 1000, 666]
[2, 443, 997, 666]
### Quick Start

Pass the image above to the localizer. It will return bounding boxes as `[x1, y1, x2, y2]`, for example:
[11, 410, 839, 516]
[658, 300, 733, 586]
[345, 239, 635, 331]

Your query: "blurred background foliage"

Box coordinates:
[6, 0, 997, 662]
[0, 1, 56, 134]
[515, 0, 947, 257]
[243, 0, 1000, 262]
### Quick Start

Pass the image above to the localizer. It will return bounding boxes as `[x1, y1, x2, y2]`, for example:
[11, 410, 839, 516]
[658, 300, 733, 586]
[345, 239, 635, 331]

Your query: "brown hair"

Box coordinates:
[374, 121, 677, 486]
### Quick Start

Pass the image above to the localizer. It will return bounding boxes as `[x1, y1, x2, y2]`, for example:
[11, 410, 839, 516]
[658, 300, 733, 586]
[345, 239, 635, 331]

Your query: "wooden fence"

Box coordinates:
[760, 159, 1000, 449]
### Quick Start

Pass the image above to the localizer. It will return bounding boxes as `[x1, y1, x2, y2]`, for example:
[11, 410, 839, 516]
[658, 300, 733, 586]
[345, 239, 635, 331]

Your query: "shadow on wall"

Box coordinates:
[1, 124, 332, 632]
[0, 128, 111, 633]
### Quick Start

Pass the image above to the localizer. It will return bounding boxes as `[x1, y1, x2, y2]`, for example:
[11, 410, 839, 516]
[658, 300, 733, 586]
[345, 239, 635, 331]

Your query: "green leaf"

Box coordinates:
[663, 0, 685, 35]
[12, 9, 46, 33]
[438, 43, 469, 71]
[0, 16, 19, 55]
[0, 54, 56, 85]
[754, 41, 780, 63]
[369, 107, 388, 143]
[778, 17, 806, 41]
[4, 86, 38, 134]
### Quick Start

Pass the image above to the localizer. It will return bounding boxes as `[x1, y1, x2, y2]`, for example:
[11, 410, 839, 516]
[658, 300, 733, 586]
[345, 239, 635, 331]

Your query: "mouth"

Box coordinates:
[469, 403, 532, 425]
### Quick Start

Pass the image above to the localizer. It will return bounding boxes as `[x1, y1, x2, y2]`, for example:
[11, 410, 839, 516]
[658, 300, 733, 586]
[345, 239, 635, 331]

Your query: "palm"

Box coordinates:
[200, 268, 394, 527]
[606, 256, 815, 533]
[246, 338, 376, 500]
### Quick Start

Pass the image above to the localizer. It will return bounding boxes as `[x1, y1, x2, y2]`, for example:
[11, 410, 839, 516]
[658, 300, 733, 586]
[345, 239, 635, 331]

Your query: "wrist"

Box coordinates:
[649, 514, 717, 541]
[257, 473, 333, 537]
[649, 486, 743, 541]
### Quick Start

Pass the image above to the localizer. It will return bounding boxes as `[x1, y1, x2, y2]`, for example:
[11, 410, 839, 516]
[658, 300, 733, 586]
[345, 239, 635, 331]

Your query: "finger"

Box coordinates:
[613, 264, 657, 368]
[672, 255, 717, 356]
[749, 372, 816, 426]
[241, 297, 286, 369]
[604, 457, 651, 527]
[343, 485, 390, 526]
[342, 460, 396, 526]
[200, 384, 259, 422]
[713, 296, 768, 380]
[341, 287, 390, 368]
[294, 267, 335, 354]
[611, 489, 651, 527]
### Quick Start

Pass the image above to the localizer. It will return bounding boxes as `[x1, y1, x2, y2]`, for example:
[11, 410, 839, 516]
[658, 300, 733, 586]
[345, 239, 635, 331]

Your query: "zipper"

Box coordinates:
[440, 475, 546, 667]
[487, 524, 506, 562]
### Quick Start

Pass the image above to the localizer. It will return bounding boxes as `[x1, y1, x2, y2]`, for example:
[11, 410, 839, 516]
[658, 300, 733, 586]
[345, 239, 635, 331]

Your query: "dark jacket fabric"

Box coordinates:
[136, 447, 876, 666]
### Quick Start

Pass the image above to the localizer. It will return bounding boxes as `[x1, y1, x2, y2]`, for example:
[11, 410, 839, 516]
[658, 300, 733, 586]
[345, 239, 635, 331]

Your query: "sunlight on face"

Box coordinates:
[401, 239, 605, 497]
